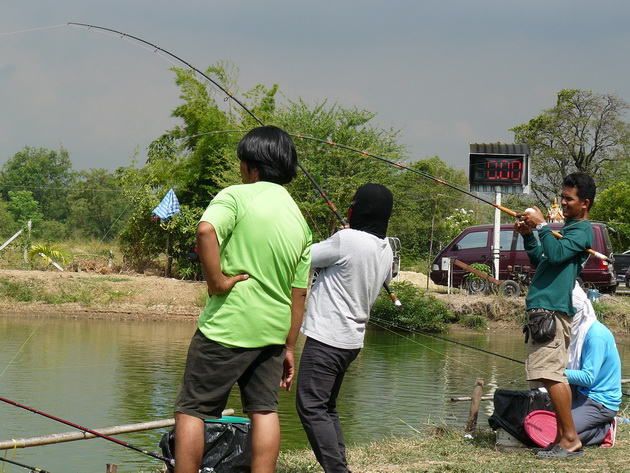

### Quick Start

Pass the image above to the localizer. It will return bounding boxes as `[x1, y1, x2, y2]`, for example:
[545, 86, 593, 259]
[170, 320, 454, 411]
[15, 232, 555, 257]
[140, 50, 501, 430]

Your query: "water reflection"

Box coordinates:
[0, 314, 627, 473]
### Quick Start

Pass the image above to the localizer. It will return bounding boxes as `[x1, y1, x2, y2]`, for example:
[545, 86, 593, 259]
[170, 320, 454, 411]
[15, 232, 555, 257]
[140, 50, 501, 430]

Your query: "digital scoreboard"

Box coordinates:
[468, 144, 531, 194]
[469, 154, 526, 185]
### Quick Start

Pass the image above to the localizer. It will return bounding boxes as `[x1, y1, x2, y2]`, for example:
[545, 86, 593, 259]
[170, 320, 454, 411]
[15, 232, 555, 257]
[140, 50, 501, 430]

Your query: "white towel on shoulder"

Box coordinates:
[567, 282, 597, 370]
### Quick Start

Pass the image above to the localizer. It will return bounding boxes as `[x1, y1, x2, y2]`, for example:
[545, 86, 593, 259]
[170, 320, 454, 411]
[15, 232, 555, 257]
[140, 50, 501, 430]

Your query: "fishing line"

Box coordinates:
[369, 317, 511, 379]
[0, 24, 66, 38]
[0, 397, 172, 466]
[0, 317, 47, 379]
[369, 317, 528, 384]
[370, 316, 525, 365]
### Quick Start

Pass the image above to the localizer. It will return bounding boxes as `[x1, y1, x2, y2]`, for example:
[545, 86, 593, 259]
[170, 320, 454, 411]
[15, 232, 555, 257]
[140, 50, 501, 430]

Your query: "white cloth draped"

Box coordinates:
[567, 282, 597, 370]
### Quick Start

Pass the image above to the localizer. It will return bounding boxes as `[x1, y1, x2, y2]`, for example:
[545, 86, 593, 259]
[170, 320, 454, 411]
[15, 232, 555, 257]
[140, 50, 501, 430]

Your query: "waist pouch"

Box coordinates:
[523, 310, 556, 344]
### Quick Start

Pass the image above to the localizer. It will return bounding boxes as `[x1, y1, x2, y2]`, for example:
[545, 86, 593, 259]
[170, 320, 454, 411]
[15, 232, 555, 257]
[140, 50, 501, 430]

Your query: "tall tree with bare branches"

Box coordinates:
[510, 89, 630, 203]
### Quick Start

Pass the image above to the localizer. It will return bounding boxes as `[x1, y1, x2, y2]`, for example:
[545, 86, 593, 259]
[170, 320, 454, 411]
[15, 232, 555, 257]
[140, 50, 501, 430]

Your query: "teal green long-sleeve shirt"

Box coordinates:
[524, 219, 593, 316]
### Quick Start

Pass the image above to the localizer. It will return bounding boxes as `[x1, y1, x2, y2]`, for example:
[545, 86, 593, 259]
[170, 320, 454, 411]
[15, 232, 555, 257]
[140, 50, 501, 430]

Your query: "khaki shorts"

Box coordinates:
[525, 310, 572, 384]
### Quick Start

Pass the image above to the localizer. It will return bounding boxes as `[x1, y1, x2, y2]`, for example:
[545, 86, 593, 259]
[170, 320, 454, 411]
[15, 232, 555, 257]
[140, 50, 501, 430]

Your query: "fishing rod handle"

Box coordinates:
[383, 282, 402, 307]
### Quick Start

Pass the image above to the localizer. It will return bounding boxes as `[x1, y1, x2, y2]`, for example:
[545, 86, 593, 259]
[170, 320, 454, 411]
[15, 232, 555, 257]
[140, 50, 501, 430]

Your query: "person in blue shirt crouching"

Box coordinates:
[566, 284, 622, 447]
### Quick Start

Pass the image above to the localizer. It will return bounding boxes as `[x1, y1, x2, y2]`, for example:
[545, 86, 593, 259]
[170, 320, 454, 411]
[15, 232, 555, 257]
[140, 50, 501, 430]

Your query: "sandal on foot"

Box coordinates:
[536, 445, 584, 459]
[531, 444, 555, 454]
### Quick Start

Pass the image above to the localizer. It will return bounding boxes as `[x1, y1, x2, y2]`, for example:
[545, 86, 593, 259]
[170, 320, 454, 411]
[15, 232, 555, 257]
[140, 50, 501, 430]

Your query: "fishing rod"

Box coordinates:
[0, 397, 173, 466]
[67, 23, 400, 306]
[66, 23, 347, 229]
[188, 129, 611, 263]
[0, 456, 51, 473]
[296, 136, 612, 263]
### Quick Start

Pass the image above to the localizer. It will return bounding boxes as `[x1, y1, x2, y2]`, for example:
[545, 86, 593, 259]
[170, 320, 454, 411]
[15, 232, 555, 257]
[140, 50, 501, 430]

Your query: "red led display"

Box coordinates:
[469, 154, 526, 186]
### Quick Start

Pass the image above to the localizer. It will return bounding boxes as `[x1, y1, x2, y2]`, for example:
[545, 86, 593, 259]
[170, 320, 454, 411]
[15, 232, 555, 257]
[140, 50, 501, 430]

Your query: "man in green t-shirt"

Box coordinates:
[173, 126, 312, 473]
[515, 172, 596, 459]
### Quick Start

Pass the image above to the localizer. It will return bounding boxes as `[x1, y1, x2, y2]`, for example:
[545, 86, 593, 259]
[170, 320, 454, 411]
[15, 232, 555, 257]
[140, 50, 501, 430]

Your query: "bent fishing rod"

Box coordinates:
[0, 396, 172, 466]
[65, 22, 347, 228]
[0, 456, 51, 473]
[189, 129, 611, 264]
[67, 22, 401, 306]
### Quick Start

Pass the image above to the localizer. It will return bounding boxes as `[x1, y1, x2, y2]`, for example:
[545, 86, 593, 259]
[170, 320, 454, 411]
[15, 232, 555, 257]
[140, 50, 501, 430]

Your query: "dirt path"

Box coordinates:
[0, 269, 206, 320]
[0, 268, 509, 321]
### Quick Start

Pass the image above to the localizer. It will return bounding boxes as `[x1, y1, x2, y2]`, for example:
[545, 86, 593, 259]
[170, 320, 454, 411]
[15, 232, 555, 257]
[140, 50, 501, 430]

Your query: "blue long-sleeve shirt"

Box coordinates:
[565, 320, 622, 411]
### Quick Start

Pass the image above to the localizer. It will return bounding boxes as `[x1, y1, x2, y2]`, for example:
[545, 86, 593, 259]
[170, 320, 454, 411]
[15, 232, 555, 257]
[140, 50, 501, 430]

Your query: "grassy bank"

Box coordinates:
[0, 274, 133, 306]
[276, 423, 630, 473]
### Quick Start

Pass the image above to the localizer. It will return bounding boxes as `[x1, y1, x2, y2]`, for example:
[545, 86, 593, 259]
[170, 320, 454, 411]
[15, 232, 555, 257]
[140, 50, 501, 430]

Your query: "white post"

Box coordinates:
[446, 257, 453, 294]
[492, 187, 502, 280]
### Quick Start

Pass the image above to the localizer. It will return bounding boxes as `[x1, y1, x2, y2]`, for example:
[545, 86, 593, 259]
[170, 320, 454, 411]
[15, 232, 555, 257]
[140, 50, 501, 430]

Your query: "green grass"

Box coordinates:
[0, 276, 133, 307]
[276, 423, 630, 472]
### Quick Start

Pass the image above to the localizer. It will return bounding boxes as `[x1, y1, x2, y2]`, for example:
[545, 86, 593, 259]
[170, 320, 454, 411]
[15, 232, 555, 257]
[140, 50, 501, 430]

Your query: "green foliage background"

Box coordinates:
[370, 281, 450, 332]
[2, 68, 630, 275]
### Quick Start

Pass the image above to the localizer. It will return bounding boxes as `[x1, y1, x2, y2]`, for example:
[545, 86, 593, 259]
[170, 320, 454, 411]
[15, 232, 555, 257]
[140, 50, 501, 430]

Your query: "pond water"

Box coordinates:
[0, 314, 628, 473]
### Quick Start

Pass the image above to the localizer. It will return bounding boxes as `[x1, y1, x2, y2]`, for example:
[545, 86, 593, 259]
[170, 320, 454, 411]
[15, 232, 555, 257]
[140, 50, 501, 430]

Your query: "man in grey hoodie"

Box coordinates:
[296, 183, 394, 473]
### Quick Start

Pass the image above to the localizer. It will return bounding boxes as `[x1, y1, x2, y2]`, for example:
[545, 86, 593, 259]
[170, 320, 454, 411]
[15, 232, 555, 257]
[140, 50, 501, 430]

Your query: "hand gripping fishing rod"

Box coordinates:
[0, 396, 173, 466]
[67, 23, 401, 305]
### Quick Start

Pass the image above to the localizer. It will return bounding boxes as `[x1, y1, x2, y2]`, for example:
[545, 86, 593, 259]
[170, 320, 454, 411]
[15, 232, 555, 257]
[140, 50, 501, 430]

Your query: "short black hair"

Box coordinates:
[563, 172, 596, 209]
[237, 126, 298, 185]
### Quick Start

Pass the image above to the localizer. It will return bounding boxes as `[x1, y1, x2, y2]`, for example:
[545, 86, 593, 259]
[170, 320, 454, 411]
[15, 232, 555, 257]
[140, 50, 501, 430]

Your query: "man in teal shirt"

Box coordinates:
[515, 172, 596, 459]
[174, 126, 312, 473]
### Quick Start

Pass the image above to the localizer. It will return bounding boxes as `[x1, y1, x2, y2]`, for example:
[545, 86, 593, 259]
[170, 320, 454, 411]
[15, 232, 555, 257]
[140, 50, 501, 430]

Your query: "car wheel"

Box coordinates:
[466, 279, 488, 295]
[499, 280, 521, 298]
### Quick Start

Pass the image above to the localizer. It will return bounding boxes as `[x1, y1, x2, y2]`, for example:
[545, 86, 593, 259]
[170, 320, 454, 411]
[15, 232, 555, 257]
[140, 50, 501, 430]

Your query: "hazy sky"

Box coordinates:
[2, 1, 630, 173]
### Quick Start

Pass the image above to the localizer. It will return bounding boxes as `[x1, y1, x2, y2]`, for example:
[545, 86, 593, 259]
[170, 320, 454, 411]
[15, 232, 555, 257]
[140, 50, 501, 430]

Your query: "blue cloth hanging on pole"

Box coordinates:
[152, 189, 181, 222]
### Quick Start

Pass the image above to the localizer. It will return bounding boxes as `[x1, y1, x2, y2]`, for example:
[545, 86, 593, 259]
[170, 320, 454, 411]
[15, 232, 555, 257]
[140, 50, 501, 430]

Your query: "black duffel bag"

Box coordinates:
[488, 389, 553, 446]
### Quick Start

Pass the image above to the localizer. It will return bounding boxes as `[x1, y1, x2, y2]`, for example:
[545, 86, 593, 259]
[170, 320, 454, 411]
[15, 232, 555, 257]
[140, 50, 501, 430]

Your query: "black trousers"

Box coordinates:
[296, 337, 360, 473]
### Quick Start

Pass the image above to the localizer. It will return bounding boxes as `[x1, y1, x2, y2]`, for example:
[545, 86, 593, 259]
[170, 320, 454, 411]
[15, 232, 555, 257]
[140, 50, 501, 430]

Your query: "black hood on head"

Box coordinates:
[348, 183, 393, 239]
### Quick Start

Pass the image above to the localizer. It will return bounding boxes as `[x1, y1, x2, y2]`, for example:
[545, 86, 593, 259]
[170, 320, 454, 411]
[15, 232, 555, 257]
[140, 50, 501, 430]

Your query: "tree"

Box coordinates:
[7, 190, 43, 226]
[274, 98, 407, 241]
[117, 62, 471, 275]
[67, 169, 129, 240]
[589, 181, 630, 251]
[0, 199, 17, 238]
[388, 156, 483, 265]
[0, 147, 76, 221]
[510, 89, 630, 204]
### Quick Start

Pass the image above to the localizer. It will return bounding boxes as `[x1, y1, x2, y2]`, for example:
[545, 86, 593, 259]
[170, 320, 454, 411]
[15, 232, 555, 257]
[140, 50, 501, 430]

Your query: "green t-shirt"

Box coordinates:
[524, 219, 593, 316]
[198, 181, 312, 348]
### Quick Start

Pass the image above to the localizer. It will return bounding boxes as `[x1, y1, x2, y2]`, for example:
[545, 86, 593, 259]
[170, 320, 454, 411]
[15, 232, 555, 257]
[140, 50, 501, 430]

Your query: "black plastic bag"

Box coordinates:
[487, 389, 553, 446]
[160, 419, 251, 472]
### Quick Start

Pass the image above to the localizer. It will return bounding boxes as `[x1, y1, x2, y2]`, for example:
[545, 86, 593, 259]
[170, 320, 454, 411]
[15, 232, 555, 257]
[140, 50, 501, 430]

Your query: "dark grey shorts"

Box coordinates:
[174, 329, 286, 419]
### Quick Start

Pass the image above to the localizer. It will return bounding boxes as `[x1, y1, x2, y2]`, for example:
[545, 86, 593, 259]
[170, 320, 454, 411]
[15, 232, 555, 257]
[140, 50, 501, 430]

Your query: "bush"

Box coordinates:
[370, 281, 450, 332]
[462, 262, 492, 283]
